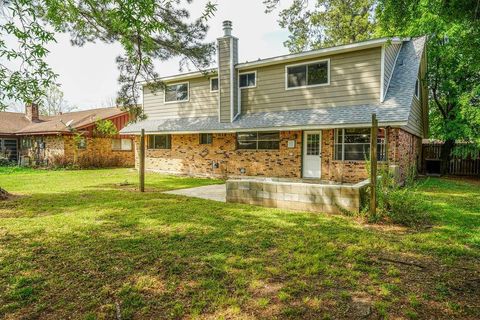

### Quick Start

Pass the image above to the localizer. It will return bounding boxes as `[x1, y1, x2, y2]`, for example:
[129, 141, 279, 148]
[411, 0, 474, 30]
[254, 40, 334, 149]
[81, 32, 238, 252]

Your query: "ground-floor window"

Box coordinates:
[21, 137, 33, 149]
[199, 133, 213, 145]
[334, 128, 386, 161]
[112, 138, 133, 151]
[148, 135, 171, 149]
[77, 137, 87, 149]
[237, 131, 280, 150]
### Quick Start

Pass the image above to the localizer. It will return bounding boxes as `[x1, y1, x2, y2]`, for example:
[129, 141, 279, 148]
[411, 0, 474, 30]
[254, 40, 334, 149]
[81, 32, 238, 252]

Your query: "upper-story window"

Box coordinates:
[286, 59, 330, 89]
[415, 78, 420, 98]
[239, 71, 256, 88]
[164, 82, 189, 103]
[210, 78, 219, 92]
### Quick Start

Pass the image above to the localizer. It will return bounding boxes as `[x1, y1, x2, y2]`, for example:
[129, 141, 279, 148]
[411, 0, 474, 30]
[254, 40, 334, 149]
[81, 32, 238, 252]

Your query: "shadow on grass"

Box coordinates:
[0, 178, 479, 319]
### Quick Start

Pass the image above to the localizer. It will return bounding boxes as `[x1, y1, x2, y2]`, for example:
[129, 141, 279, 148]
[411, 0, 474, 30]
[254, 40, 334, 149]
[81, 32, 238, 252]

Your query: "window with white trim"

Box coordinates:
[148, 135, 171, 149]
[165, 82, 189, 102]
[210, 78, 218, 92]
[286, 60, 329, 89]
[112, 138, 132, 151]
[237, 131, 279, 150]
[334, 128, 386, 161]
[239, 72, 256, 88]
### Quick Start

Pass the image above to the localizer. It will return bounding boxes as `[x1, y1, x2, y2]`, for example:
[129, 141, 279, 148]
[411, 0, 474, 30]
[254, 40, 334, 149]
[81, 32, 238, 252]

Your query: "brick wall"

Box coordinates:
[64, 136, 135, 166]
[321, 128, 421, 183]
[136, 128, 420, 183]
[136, 131, 302, 178]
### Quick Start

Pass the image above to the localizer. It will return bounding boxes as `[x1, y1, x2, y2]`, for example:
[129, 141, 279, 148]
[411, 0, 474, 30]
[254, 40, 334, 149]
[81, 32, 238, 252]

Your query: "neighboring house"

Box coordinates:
[0, 105, 134, 166]
[121, 21, 428, 183]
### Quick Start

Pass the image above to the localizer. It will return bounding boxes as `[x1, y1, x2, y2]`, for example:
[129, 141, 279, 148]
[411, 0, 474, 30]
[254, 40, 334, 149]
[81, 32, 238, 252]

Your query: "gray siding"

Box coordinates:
[383, 43, 402, 98]
[404, 51, 428, 138]
[143, 77, 217, 120]
[239, 47, 382, 113]
[405, 95, 423, 137]
[218, 37, 238, 123]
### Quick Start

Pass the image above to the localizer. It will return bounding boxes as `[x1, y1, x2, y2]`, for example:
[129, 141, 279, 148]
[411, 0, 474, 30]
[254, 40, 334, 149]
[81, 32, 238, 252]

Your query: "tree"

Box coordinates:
[264, 0, 376, 52]
[0, 0, 217, 116]
[41, 85, 76, 115]
[376, 0, 480, 167]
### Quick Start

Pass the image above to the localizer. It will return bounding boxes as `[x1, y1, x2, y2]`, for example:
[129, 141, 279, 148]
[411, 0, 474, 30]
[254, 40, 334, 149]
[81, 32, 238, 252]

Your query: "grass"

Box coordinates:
[0, 168, 479, 319]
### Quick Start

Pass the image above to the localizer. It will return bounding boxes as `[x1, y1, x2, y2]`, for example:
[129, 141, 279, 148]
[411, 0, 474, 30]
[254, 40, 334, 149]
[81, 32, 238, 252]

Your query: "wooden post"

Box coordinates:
[370, 114, 378, 216]
[139, 129, 145, 192]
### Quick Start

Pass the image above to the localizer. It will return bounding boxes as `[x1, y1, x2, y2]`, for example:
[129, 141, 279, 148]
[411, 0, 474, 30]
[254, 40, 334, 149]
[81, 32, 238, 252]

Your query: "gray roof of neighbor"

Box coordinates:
[121, 37, 426, 134]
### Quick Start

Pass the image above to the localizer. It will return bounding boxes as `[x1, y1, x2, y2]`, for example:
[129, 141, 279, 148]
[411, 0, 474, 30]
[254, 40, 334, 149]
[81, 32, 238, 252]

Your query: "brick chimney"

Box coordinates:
[25, 103, 40, 122]
[217, 20, 239, 123]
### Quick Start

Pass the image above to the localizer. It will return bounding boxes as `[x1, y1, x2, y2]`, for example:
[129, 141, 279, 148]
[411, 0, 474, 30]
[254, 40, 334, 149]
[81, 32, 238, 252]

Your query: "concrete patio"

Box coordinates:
[163, 184, 227, 202]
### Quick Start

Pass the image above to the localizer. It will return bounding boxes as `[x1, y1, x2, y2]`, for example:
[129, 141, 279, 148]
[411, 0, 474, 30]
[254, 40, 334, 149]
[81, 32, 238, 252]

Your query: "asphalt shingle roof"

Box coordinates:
[121, 37, 426, 134]
[0, 107, 127, 135]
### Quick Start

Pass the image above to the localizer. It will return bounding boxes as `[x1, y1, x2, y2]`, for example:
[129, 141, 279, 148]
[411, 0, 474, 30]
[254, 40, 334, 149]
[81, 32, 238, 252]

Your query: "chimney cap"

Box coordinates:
[223, 20, 232, 36]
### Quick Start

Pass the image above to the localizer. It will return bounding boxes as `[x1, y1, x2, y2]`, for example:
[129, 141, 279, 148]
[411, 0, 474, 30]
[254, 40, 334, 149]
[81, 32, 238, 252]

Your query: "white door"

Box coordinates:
[303, 131, 322, 178]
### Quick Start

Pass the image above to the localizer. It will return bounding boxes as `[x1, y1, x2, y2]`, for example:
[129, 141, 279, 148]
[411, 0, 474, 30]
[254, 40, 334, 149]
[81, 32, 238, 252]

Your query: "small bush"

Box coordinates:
[363, 162, 431, 227]
[76, 153, 124, 168]
[380, 188, 429, 227]
[0, 156, 16, 167]
[48, 153, 73, 169]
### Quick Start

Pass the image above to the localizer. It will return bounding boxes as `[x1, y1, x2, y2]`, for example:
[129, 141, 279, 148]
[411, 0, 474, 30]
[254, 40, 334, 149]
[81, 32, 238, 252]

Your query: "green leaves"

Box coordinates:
[1, 0, 217, 116]
[265, 0, 376, 52]
[0, 0, 59, 110]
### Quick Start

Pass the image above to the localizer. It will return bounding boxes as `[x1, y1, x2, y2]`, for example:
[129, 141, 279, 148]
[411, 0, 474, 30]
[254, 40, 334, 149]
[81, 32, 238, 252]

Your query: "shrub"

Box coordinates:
[379, 188, 429, 227]
[363, 162, 431, 227]
[0, 156, 15, 167]
[48, 153, 73, 169]
[76, 153, 124, 168]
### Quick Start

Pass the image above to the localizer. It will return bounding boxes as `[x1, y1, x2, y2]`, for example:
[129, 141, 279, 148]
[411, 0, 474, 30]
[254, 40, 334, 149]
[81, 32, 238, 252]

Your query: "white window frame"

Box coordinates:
[285, 58, 330, 90]
[210, 77, 219, 92]
[147, 134, 172, 150]
[112, 138, 133, 151]
[334, 128, 386, 162]
[164, 81, 189, 104]
[238, 71, 257, 89]
[415, 77, 420, 99]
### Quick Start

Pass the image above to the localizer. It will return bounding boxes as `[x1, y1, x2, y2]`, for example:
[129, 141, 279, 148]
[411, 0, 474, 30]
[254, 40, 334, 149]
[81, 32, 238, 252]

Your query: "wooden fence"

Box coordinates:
[423, 143, 480, 176]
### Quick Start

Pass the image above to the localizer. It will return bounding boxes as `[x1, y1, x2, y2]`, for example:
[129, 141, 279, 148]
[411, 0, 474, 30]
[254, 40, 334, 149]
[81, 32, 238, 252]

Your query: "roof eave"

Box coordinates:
[120, 120, 408, 135]
[236, 37, 406, 69]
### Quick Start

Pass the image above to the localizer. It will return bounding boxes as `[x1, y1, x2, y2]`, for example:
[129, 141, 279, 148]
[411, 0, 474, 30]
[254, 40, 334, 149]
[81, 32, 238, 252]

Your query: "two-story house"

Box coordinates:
[121, 21, 428, 183]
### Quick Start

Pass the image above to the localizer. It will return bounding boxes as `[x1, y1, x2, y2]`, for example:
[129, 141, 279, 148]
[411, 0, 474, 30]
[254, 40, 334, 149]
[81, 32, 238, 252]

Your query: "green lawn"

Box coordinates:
[0, 168, 478, 319]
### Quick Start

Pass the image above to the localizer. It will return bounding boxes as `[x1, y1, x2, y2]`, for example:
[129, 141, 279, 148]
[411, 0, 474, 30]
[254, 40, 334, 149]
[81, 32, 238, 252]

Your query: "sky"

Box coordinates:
[7, 0, 291, 112]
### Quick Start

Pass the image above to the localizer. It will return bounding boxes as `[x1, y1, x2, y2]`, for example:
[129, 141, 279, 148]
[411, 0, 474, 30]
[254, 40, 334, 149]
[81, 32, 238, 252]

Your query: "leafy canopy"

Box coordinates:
[0, 0, 217, 116]
[264, 0, 376, 52]
[376, 0, 480, 153]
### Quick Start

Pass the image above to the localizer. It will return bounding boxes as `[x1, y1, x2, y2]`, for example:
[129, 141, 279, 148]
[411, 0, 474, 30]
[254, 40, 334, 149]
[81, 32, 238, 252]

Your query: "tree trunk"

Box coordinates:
[440, 138, 455, 175]
[0, 187, 10, 200]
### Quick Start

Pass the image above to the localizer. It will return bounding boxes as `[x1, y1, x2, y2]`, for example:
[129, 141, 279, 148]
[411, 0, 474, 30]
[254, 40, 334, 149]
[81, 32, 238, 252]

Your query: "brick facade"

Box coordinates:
[20, 135, 135, 167]
[137, 131, 302, 178]
[137, 128, 421, 183]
